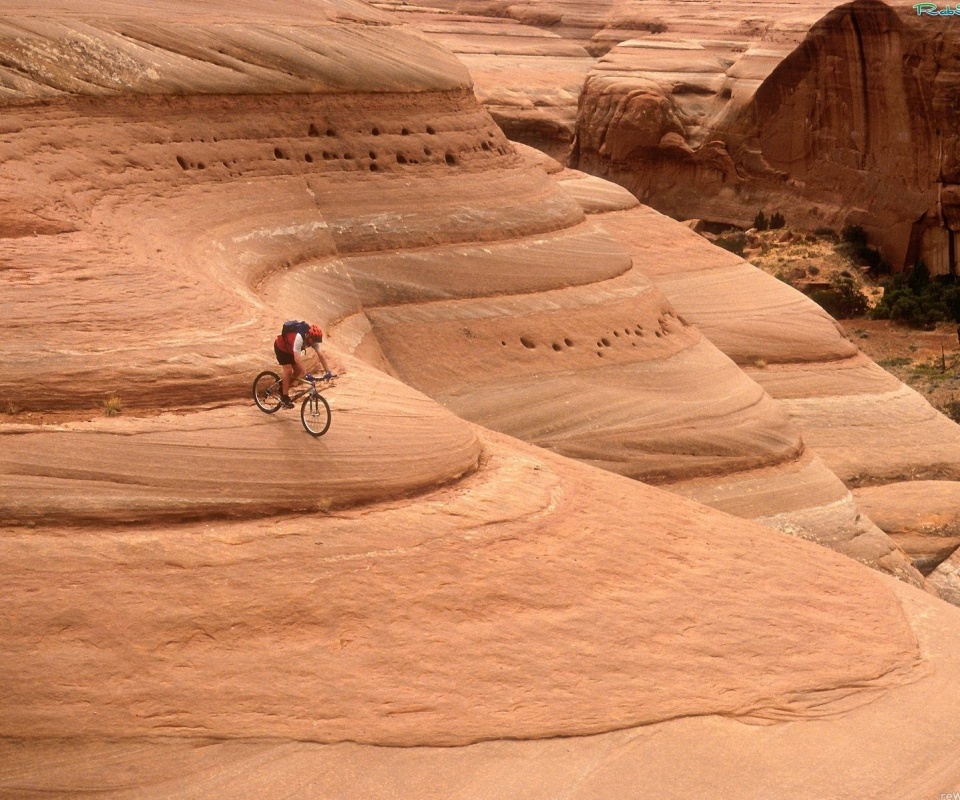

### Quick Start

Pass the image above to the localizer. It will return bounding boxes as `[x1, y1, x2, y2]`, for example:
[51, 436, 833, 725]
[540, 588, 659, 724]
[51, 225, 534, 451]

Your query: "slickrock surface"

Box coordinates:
[4, 580, 960, 800]
[0, 432, 925, 745]
[854, 482, 960, 574]
[4, 2, 960, 798]
[378, 3, 593, 161]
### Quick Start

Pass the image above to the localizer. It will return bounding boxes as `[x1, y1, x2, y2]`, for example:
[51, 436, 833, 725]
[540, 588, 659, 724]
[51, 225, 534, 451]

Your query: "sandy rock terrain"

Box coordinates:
[4, 2, 960, 798]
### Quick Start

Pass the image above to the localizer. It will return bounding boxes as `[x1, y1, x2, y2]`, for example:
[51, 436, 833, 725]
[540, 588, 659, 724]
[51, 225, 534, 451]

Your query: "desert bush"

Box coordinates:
[102, 396, 123, 417]
[841, 224, 867, 245]
[753, 210, 768, 231]
[940, 398, 960, 424]
[808, 273, 870, 319]
[872, 263, 960, 327]
[769, 211, 786, 229]
[835, 224, 890, 273]
[715, 231, 746, 257]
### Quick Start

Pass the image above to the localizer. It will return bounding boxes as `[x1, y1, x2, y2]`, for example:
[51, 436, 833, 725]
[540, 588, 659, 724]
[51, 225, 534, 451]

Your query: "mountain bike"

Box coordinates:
[252, 371, 334, 437]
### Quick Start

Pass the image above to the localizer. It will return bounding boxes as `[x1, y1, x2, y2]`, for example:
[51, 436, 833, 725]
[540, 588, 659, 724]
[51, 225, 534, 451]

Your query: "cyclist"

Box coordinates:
[274, 321, 332, 408]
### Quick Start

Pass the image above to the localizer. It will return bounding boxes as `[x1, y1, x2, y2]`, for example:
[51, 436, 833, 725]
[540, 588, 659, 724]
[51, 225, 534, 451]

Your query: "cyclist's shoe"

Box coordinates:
[322, 371, 333, 381]
[280, 395, 295, 409]
[304, 373, 316, 384]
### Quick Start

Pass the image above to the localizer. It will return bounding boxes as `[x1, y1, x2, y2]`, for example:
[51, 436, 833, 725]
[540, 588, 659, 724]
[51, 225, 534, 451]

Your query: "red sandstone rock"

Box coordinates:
[2, 3, 960, 798]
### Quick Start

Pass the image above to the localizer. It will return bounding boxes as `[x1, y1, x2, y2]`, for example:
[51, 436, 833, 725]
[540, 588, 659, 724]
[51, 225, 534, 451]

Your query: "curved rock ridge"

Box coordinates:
[381, 3, 594, 160]
[854, 481, 960, 575]
[0, 364, 482, 524]
[0, 431, 925, 746]
[0, 12, 467, 100]
[0, 1, 929, 591]
[6, 574, 960, 799]
[538, 168, 960, 582]
[0, 86, 525, 409]
[567, 197, 960, 477]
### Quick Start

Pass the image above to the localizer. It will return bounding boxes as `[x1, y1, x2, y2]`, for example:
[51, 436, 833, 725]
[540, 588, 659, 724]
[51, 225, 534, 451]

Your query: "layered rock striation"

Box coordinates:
[4, 2, 960, 798]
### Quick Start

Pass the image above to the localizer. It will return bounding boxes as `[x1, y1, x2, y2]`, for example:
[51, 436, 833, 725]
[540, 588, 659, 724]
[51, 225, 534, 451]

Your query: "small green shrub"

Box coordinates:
[878, 357, 912, 368]
[808, 273, 870, 319]
[715, 231, 746, 257]
[872, 264, 960, 327]
[841, 224, 868, 246]
[753, 210, 768, 231]
[835, 225, 890, 273]
[769, 211, 786, 229]
[940, 399, 960, 424]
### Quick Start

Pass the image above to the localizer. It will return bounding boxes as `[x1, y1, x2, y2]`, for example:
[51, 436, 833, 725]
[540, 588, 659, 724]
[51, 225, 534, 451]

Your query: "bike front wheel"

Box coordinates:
[301, 392, 331, 436]
[253, 370, 283, 413]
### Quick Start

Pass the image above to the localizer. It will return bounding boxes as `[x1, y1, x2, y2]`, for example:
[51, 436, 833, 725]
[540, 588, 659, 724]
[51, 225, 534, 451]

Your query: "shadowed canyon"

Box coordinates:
[3, 1, 960, 798]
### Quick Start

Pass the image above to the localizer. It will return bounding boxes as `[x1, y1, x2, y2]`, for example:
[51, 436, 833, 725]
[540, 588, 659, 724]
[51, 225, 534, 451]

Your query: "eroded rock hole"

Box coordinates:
[369, 163, 379, 172]
[401, 128, 410, 136]
[481, 141, 491, 151]
[552, 343, 562, 352]
[445, 153, 457, 166]
[326, 128, 336, 137]
[564, 338, 573, 347]
[396, 154, 408, 164]
[426, 126, 436, 135]
[520, 337, 536, 349]
[176, 155, 188, 170]
[274, 148, 286, 159]
[372, 127, 380, 136]
[305, 153, 314, 163]
[423, 147, 432, 156]
[601, 337, 611, 347]
[309, 124, 320, 137]
[369, 151, 377, 160]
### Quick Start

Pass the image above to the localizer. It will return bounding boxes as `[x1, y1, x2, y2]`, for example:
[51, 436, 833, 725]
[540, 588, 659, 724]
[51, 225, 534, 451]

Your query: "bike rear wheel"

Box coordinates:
[253, 370, 283, 413]
[301, 392, 331, 436]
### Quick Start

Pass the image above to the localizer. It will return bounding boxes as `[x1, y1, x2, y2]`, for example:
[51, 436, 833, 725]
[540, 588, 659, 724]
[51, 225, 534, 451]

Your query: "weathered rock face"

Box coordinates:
[414, 0, 847, 158]
[572, 0, 960, 272]
[381, 3, 594, 161]
[5, 2, 960, 798]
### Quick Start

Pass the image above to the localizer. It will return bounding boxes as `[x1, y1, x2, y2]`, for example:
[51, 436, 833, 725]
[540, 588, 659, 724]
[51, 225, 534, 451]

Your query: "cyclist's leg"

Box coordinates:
[290, 357, 306, 387]
[281, 364, 294, 397]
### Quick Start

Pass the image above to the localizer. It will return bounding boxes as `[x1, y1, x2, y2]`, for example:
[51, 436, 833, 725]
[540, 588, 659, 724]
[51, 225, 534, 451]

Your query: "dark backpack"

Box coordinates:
[281, 320, 310, 338]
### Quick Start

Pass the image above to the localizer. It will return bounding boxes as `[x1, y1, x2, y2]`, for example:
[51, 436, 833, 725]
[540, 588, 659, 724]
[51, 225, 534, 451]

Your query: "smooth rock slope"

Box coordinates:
[3, 2, 960, 798]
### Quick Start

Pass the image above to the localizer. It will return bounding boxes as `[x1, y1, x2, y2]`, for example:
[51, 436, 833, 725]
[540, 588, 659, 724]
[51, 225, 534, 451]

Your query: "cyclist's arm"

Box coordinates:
[309, 341, 332, 374]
